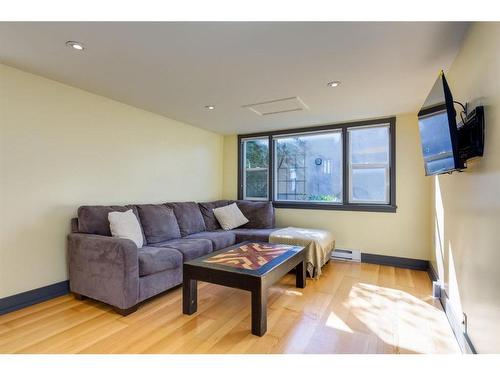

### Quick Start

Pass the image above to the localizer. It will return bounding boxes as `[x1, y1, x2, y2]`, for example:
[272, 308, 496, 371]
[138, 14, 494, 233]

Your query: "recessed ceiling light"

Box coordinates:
[205, 105, 216, 110]
[66, 41, 85, 51]
[327, 81, 341, 88]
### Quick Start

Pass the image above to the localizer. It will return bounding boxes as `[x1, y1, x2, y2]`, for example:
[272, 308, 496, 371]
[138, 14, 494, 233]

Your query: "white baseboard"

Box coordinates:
[439, 288, 477, 354]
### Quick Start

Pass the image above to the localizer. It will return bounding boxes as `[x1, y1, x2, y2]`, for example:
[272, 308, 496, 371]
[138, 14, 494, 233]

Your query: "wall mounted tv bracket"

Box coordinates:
[454, 101, 485, 164]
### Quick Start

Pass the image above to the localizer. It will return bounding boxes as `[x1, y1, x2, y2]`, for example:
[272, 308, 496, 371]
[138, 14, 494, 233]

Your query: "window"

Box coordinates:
[274, 131, 342, 203]
[238, 117, 396, 212]
[242, 137, 269, 200]
[348, 124, 390, 204]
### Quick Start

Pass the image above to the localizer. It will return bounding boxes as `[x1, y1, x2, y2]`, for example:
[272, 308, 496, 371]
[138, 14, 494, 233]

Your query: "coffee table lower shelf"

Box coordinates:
[182, 241, 306, 336]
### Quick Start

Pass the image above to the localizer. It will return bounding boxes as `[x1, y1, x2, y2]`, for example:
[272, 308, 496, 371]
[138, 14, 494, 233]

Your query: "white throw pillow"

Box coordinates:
[213, 203, 249, 230]
[108, 209, 144, 248]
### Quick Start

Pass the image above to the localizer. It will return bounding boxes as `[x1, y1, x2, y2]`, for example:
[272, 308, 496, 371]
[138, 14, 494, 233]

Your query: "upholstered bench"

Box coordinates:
[269, 227, 335, 278]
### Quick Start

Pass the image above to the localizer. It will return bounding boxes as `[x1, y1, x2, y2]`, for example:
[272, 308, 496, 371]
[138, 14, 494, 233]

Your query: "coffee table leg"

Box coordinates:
[251, 287, 267, 336]
[183, 278, 197, 315]
[296, 260, 306, 288]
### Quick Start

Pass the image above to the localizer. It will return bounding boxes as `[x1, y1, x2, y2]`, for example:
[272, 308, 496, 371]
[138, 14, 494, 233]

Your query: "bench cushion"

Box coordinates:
[269, 227, 335, 279]
[185, 230, 236, 251]
[138, 246, 182, 277]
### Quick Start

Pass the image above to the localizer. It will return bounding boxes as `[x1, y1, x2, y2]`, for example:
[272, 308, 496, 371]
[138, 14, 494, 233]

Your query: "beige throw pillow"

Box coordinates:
[108, 209, 144, 248]
[213, 203, 249, 230]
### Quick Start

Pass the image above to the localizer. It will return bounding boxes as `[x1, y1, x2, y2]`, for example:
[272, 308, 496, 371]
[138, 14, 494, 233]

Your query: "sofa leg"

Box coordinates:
[73, 293, 86, 301]
[114, 305, 138, 316]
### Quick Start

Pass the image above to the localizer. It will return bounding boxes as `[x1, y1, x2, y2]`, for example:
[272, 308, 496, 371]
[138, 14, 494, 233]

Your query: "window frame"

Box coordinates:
[347, 123, 391, 205]
[238, 117, 397, 213]
[241, 136, 270, 201]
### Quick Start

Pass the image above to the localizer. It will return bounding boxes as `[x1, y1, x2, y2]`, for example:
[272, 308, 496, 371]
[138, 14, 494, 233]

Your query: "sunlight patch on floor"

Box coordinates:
[347, 282, 460, 353]
[284, 290, 303, 296]
[325, 312, 353, 333]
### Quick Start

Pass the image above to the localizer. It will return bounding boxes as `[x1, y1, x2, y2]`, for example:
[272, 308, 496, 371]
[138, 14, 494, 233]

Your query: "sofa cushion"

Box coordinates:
[139, 267, 182, 302]
[230, 228, 278, 243]
[185, 230, 236, 251]
[108, 209, 144, 248]
[236, 201, 275, 229]
[136, 204, 181, 244]
[198, 200, 233, 231]
[138, 246, 182, 277]
[78, 205, 143, 237]
[166, 202, 207, 237]
[154, 238, 213, 261]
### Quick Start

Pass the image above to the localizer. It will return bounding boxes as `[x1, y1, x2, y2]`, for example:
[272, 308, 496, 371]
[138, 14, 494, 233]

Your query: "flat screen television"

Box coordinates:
[417, 71, 465, 175]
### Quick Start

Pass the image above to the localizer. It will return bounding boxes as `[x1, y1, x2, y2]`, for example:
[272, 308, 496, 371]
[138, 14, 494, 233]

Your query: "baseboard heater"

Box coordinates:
[331, 248, 361, 262]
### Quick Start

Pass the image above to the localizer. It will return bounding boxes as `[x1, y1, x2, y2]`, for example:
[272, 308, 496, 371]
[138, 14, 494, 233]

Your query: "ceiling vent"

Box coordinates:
[243, 96, 309, 116]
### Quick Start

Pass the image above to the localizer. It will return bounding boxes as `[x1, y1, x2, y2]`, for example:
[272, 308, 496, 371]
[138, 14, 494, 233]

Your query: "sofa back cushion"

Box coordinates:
[136, 204, 181, 244]
[77, 205, 143, 238]
[198, 200, 233, 231]
[236, 200, 275, 229]
[167, 202, 206, 237]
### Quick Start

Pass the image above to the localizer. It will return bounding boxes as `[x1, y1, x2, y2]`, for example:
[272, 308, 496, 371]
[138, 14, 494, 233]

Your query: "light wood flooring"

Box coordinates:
[0, 261, 460, 354]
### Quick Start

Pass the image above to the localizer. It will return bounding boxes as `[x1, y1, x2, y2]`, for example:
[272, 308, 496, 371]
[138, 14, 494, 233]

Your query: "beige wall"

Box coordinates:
[430, 23, 500, 353]
[223, 113, 432, 260]
[0, 64, 223, 298]
[222, 134, 238, 199]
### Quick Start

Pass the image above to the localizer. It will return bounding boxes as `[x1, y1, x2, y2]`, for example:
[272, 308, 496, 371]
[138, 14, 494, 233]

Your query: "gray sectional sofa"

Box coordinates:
[68, 200, 277, 315]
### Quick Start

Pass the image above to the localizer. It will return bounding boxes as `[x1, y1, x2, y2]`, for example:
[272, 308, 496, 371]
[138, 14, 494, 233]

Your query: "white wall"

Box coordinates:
[0, 64, 223, 298]
[430, 22, 500, 353]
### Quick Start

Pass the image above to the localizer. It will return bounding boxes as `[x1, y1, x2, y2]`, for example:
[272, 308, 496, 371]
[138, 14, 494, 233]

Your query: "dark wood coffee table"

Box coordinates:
[182, 241, 306, 336]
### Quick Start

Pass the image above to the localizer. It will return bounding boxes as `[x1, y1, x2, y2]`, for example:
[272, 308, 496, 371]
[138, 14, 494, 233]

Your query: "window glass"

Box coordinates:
[274, 131, 342, 203]
[348, 125, 390, 204]
[242, 138, 269, 200]
[351, 168, 387, 202]
[350, 126, 389, 164]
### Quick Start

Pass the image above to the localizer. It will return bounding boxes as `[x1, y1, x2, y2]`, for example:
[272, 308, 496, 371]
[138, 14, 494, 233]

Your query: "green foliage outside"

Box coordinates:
[245, 140, 268, 168]
[245, 170, 267, 198]
[306, 194, 341, 202]
[245, 140, 268, 197]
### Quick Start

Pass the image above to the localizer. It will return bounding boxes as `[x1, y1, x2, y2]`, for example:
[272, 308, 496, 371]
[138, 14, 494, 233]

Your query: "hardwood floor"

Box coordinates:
[0, 261, 460, 354]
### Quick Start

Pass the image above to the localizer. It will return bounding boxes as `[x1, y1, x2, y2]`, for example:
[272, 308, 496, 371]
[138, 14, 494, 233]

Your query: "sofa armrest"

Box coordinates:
[68, 233, 139, 309]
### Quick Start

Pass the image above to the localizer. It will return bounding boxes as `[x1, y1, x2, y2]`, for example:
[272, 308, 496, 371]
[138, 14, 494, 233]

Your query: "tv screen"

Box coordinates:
[417, 72, 464, 175]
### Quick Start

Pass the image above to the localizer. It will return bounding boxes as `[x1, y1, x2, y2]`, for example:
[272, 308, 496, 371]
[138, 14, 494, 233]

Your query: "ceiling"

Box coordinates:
[0, 22, 469, 134]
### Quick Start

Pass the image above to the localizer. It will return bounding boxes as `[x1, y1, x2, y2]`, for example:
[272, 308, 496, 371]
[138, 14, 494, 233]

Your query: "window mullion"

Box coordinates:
[242, 141, 247, 199]
[269, 135, 273, 202]
[342, 127, 348, 206]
